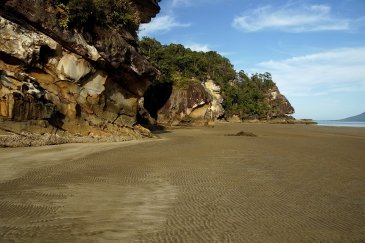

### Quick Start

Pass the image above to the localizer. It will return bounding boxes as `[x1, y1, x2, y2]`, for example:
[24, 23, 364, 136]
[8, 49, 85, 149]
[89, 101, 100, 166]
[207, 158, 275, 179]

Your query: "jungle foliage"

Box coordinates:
[51, 0, 138, 31]
[138, 37, 278, 119]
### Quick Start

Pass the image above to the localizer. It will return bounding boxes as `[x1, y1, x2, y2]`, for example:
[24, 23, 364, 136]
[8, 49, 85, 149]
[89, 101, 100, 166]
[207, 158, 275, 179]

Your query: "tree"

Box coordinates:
[54, 0, 138, 31]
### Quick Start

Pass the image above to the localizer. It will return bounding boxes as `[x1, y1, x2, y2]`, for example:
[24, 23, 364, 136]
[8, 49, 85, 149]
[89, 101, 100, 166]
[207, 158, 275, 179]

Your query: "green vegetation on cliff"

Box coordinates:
[224, 71, 276, 118]
[138, 37, 281, 119]
[50, 0, 138, 31]
[138, 37, 236, 87]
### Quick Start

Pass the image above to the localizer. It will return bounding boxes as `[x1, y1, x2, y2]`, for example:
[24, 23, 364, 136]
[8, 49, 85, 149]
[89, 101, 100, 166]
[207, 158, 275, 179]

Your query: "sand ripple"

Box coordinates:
[1, 123, 364, 242]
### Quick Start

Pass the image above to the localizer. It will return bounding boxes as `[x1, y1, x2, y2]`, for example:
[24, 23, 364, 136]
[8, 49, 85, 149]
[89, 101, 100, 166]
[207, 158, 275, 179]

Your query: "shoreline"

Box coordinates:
[316, 120, 365, 128]
[1, 119, 364, 148]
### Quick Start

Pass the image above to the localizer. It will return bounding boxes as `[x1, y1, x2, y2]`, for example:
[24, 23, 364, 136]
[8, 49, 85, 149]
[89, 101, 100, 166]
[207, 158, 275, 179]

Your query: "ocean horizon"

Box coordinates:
[316, 120, 365, 128]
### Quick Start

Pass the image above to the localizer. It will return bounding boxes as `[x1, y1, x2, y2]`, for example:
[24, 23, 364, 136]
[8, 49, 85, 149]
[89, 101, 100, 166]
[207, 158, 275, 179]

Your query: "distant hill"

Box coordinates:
[340, 112, 365, 122]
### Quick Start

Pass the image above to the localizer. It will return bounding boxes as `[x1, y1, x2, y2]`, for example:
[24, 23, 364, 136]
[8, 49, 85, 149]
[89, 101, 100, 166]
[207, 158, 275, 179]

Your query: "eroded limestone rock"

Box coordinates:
[56, 54, 93, 82]
[265, 86, 295, 119]
[0, 0, 160, 137]
[156, 81, 224, 126]
[204, 79, 224, 119]
[0, 72, 55, 121]
[0, 17, 59, 65]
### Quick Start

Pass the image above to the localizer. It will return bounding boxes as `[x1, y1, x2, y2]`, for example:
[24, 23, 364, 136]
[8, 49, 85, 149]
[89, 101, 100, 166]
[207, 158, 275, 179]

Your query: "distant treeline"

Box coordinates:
[138, 37, 279, 119]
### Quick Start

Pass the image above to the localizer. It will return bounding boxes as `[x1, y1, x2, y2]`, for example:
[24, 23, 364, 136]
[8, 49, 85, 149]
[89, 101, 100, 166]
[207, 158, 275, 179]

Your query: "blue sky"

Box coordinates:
[139, 0, 365, 120]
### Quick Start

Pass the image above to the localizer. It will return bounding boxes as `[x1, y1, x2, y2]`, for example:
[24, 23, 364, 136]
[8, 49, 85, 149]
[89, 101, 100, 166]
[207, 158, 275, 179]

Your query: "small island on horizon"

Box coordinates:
[339, 112, 365, 122]
[315, 111, 365, 127]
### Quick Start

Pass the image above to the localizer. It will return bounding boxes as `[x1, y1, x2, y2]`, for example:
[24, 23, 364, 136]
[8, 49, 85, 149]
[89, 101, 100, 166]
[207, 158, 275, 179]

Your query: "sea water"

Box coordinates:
[316, 120, 365, 127]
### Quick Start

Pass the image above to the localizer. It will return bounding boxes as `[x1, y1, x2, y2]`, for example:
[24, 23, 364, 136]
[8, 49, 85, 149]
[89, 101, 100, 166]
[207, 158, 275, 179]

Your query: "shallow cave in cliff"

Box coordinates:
[142, 82, 173, 120]
[39, 45, 57, 65]
[0, 51, 25, 66]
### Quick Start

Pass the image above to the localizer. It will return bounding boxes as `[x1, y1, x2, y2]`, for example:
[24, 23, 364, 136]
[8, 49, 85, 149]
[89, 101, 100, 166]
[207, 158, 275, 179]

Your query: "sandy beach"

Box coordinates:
[0, 123, 364, 242]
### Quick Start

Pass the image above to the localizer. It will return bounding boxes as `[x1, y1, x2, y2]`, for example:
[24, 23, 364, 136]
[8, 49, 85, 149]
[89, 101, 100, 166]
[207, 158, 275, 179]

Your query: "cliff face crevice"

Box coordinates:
[0, 0, 160, 136]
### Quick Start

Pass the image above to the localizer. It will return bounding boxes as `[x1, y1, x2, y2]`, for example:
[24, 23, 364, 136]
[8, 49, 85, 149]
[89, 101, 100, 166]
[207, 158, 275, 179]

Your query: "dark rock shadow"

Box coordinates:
[143, 82, 173, 120]
[225, 131, 257, 137]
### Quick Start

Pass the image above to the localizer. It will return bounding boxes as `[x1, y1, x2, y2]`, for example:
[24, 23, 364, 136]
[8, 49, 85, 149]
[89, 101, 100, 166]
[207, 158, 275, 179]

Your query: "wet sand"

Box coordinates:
[0, 123, 364, 242]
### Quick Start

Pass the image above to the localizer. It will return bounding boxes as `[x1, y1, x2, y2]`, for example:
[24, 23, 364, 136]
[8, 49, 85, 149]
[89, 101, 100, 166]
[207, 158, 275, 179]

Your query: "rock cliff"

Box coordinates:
[264, 86, 294, 119]
[0, 0, 160, 137]
[141, 80, 224, 126]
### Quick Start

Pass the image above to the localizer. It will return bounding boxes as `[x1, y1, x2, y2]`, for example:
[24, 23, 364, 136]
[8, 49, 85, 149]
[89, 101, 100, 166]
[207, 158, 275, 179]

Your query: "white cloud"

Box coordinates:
[233, 4, 352, 32]
[184, 43, 210, 52]
[172, 0, 192, 8]
[255, 47, 365, 97]
[139, 15, 190, 36]
[171, 0, 223, 8]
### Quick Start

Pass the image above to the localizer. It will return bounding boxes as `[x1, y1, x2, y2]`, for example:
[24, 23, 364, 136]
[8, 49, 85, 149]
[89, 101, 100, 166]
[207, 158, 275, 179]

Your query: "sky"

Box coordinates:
[139, 0, 365, 120]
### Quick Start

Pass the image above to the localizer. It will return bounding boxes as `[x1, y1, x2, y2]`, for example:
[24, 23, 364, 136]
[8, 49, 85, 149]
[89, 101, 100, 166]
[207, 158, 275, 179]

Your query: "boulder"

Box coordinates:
[156, 81, 224, 126]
